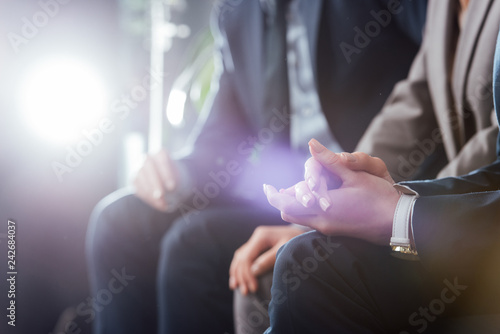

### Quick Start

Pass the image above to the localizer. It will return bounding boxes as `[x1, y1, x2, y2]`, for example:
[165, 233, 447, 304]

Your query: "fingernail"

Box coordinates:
[302, 194, 313, 207]
[280, 211, 286, 220]
[342, 152, 356, 162]
[309, 139, 325, 154]
[319, 197, 331, 211]
[263, 184, 268, 195]
[307, 177, 316, 190]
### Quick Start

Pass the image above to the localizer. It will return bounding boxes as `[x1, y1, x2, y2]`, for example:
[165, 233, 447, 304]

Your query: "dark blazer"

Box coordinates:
[398, 30, 500, 291]
[358, 0, 500, 182]
[179, 0, 427, 202]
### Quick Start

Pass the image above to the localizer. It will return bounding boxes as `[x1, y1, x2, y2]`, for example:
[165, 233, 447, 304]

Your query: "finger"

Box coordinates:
[134, 159, 168, 211]
[242, 264, 258, 294]
[229, 275, 237, 290]
[346, 152, 394, 183]
[294, 181, 315, 208]
[145, 161, 170, 210]
[229, 254, 239, 290]
[312, 175, 331, 212]
[234, 259, 246, 294]
[144, 156, 166, 196]
[251, 247, 278, 277]
[308, 139, 355, 180]
[153, 150, 178, 191]
[234, 256, 256, 295]
[279, 185, 295, 196]
[304, 157, 323, 191]
[265, 184, 315, 216]
[229, 247, 252, 290]
[264, 184, 294, 196]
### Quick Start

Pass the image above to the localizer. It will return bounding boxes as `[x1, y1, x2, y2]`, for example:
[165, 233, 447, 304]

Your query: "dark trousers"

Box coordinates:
[265, 231, 500, 334]
[86, 188, 284, 334]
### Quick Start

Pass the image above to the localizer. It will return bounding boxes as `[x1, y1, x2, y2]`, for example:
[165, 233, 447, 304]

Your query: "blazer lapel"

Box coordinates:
[227, 0, 264, 129]
[451, 0, 494, 144]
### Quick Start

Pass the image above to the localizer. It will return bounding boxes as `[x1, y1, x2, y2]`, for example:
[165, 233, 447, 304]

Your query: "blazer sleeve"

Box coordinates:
[436, 112, 499, 179]
[398, 129, 500, 286]
[355, 32, 440, 182]
[412, 187, 500, 285]
[398, 149, 500, 284]
[175, 6, 253, 195]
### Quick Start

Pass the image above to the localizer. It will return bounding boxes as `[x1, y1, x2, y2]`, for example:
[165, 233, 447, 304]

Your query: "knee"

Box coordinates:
[270, 232, 349, 299]
[275, 231, 341, 275]
[86, 188, 144, 257]
[158, 216, 213, 278]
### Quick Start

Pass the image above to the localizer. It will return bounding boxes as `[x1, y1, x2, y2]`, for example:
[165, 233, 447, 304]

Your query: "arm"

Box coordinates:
[133, 4, 251, 210]
[267, 139, 500, 285]
[436, 111, 499, 179]
[355, 32, 439, 182]
[412, 189, 500, 284]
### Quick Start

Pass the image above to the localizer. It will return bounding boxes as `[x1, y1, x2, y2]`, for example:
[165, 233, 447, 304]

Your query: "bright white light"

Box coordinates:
[166, 88, 187, 126]
[18, 58, 108, 143]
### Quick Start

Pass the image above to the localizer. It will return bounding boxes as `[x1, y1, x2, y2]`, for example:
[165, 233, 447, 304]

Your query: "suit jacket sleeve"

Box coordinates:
[398, 137, 500, 284]
[355, 30, 439, 182]
[175, 6, 254, 199]
[436, 111, 499, 179]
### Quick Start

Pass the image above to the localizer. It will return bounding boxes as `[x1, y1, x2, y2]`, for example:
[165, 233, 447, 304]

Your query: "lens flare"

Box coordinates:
[18, 58, 109, 144]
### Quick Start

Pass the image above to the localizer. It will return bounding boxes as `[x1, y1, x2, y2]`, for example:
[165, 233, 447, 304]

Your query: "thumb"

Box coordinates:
[308, 139, 354, 179]
[349, 152, 394, 183]
[251, 247, 278, 277]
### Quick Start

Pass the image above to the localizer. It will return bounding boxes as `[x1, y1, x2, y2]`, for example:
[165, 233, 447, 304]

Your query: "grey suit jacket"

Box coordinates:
[357, 0, 500, 182]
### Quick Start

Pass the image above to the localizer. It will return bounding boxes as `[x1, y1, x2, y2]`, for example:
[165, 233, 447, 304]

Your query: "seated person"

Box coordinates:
[233, 0, 500, 332]
[262, 27, 500, 333]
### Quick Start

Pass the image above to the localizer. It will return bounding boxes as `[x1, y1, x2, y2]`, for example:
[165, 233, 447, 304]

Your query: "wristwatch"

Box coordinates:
[390, 193, 419, 260]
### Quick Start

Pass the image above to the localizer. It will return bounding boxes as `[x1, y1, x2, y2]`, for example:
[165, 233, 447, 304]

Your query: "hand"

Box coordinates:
[304, 138, 395, 209]
[133, 149, 179, 212]
[229, 225, 304, 295]
[264, 140, 400, 246]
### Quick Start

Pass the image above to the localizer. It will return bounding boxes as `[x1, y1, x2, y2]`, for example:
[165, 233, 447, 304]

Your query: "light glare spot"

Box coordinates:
[166, 88, 187, 126]
[19, 58, 108, 144]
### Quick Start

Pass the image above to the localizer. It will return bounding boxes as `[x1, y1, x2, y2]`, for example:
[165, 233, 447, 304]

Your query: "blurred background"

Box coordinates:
[0, 0, 216, 332]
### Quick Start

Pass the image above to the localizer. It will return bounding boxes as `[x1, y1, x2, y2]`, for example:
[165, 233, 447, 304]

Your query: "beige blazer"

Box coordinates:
[357, 0, 500, 182]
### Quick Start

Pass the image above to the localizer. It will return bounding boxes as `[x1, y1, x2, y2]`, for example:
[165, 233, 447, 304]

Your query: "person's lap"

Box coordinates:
[86, 188, 178, 334]
[265, 231, 500, 334]
[157, 203, 285, 334]
[87, 189, 285, 334]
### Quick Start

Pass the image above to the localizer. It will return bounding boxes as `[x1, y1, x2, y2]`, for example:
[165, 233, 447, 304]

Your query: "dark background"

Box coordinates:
[0, 0, 214, 333]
